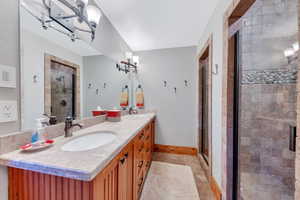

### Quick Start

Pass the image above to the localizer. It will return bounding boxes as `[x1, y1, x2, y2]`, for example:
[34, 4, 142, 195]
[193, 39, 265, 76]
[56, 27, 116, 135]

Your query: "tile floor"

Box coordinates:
[141, 161, 200, 200]
[152, 152, 215, 200]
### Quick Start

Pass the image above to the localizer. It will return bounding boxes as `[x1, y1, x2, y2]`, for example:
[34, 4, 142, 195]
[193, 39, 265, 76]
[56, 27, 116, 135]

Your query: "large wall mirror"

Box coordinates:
[20, 0, 132, 130]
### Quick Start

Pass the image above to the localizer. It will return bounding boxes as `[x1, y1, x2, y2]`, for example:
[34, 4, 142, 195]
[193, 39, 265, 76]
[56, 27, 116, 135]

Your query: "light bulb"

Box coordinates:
[81, 0, 88, 6]
[75, 0, 88, 6]
[293, 42, 299, 52]
[284, 48, 295, 57]
[125, 52, 133, 60]
[132, 56, 139, 64]
[87, 5, 102, 25]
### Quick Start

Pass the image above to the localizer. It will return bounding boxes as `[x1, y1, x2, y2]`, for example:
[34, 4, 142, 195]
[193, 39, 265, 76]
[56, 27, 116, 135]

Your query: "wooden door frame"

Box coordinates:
[44, 54, 81, 119]
[222, 0, 256, 199]
[197, 35, 213, 182]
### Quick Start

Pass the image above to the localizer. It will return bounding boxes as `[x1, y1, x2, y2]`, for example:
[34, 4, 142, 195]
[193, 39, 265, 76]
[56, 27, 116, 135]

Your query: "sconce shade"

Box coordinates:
[125, 52, 133, 60]
[81, 0, 89, 6]
[132, 56, 139, 64]
[293, 42, 299, 52]
[284, 48, 295, 57]
[87, 5, 102, 25]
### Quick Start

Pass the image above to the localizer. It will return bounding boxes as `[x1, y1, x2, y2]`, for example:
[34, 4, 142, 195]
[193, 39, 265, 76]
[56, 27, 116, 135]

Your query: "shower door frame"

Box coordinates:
[295, 1, 300, 199]
[44, 54, 81, 119]
[197, 36, 213, 189]
[221, 0, 256, 199]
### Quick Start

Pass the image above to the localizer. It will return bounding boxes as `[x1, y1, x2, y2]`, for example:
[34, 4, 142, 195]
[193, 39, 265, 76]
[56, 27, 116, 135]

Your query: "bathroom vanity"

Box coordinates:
[0, 113, 155, 200]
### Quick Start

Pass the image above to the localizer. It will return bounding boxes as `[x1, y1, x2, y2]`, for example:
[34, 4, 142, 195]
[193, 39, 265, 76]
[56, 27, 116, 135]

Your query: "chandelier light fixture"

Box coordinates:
[116, 52, 140, 74]
[21, 0, 102, 42]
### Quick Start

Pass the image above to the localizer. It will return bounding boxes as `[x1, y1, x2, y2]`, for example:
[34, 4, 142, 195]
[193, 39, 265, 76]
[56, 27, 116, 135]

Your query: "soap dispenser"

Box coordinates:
[31, 118, 48, 143]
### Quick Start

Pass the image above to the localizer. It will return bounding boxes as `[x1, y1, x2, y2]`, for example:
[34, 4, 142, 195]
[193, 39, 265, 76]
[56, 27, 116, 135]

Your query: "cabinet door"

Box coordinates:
[133, 131, 145, 200]
[151, 120, 155, 152]
[118, 144, 133, 200]
[92, 158, 119, 200]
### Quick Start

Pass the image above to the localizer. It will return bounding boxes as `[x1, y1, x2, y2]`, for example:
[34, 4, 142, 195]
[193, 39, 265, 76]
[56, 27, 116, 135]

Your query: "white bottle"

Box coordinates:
[35, 118, 48, 141]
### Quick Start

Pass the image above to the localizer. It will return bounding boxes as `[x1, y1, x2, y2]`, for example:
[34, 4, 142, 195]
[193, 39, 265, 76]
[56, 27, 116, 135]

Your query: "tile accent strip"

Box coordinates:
[241, 69, 298, 84]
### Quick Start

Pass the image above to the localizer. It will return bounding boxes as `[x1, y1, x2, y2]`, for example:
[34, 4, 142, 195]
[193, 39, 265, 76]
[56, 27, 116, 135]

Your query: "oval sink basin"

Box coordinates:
[61, 132, 117, 152]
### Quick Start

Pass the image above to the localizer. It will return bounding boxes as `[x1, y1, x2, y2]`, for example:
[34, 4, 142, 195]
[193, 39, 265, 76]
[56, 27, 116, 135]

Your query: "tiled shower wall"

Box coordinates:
[296, 0, 300, 199]
[239, 0, 298, 199]
[51, 62, 75, 122]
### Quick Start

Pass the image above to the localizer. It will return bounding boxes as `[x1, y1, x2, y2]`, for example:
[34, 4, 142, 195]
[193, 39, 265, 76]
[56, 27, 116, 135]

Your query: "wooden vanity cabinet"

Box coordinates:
[8, 119, 155, 200]
[92, 143, 133, 200]
[118, 143, 133, 200]
[132, 120, 155, 199]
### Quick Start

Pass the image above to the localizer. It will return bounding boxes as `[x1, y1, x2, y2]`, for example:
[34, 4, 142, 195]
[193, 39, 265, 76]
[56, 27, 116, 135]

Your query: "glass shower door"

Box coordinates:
[199, 58, 209, 163]
[235, 0, 298, 199]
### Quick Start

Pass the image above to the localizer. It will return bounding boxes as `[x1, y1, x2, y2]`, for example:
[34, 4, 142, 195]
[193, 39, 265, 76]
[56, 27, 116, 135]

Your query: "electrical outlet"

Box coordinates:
[0, 101, 18, 123]
[0, 65, 16, 88]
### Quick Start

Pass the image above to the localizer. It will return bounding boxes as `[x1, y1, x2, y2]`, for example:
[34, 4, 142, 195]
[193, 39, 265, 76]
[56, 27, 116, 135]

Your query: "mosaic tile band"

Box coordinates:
[242, 69, 298, 84]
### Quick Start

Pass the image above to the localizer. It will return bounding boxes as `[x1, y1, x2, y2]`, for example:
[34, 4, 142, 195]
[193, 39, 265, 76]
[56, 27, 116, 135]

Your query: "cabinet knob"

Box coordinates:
[138, 177, 144, 187]
[120, 157, 126, 164]
[139, 146, 144, 152]
[138, 161, 143, 168]
[139, 133, 144, 140]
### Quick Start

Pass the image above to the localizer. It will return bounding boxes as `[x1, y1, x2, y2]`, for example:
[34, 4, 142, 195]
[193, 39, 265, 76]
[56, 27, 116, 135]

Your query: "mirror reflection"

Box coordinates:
[20, 0, 138, 130]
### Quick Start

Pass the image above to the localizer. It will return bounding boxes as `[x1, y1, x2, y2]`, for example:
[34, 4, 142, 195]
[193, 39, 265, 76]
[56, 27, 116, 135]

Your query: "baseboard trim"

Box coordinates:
[210, 176, 222, 200]
[154, 144, 198, 155]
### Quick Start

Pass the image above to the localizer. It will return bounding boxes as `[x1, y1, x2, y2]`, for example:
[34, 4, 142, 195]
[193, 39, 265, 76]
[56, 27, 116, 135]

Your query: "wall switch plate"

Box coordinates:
[0, 101, 18, 123]
[0, 65, 16, 88]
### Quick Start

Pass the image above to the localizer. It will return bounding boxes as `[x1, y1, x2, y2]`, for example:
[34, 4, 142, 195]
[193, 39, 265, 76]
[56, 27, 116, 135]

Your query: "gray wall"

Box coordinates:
[83, 55, 129, 117]
[84, 47, 198, 147]
[0, 1, 19, 199]
[136, 46, 198, 147]
[0, 0, 20, 135]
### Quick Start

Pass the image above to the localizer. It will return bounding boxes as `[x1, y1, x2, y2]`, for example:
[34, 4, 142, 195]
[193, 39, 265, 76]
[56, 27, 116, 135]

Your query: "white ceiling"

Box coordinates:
[95, 0, 220, 51]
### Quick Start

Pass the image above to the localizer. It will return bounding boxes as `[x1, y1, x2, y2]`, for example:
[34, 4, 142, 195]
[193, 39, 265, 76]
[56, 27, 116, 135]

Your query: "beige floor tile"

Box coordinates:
[152, 152, 215, 200]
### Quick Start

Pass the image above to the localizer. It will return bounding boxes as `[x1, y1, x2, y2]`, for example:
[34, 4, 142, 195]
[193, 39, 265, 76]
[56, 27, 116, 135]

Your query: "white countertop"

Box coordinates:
[0, 113, 155, 181]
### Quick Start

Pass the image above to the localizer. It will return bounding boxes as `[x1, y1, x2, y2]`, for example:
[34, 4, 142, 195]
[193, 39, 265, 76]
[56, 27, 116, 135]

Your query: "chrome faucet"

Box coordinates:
[64, 117, 83, 137]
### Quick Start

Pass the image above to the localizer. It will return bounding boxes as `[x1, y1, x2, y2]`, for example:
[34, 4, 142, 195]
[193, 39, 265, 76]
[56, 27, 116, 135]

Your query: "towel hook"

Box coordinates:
[33, 75, 38, 83]
[122, 85, 129, 92]
[136, 84, 143, 92]
[212, 64, 219, 75]
[184, 80, 188, 87]
[164, 81, 167, 87]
